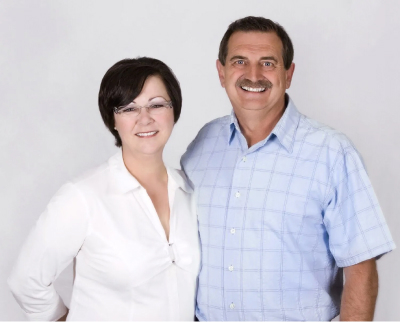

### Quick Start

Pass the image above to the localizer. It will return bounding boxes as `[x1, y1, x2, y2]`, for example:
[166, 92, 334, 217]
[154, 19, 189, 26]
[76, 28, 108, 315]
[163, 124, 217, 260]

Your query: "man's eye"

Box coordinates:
[235, 60, 244, 65]
[263, 62, 273, 67]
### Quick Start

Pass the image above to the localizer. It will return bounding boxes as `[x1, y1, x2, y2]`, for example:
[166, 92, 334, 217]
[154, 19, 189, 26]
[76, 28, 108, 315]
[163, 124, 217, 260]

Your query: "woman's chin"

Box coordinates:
[123, 144, 165, 159]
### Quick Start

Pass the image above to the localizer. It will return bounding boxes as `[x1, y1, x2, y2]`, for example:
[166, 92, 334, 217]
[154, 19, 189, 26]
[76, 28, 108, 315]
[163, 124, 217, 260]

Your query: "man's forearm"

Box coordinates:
[340, 259, 378, 321]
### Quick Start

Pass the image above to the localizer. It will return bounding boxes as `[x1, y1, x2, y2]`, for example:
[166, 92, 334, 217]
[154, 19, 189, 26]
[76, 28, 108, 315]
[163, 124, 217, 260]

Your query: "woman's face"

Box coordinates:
[114, 75, 175, 158]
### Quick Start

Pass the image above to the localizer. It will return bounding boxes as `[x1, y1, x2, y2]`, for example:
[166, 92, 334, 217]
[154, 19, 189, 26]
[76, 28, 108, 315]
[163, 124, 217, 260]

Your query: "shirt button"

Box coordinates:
[235, 191, 240, 198]
[242, 156, 247, 162]
[230, 303, 235, 309]
[230, 228, 236, 234]
[228, 265, 234, 272]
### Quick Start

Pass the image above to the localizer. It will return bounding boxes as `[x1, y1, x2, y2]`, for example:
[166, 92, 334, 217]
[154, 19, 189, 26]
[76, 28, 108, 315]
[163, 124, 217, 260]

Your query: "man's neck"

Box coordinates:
[235, 96, 287, 148]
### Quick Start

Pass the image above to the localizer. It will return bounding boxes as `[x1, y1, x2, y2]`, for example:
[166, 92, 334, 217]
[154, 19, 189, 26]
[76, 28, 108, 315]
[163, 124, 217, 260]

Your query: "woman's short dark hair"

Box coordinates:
[218, 16, 294, 70]
[98, 57, 182, 147]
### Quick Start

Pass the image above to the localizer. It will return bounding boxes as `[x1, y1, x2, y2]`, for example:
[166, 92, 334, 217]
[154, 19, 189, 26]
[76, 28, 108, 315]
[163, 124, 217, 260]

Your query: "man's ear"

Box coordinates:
[216, 59, 226, 88]
[285, 63, 295, 89]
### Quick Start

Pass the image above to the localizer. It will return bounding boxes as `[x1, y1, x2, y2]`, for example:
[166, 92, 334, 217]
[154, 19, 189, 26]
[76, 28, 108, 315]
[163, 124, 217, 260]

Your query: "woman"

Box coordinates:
[8, 57, 200, 321]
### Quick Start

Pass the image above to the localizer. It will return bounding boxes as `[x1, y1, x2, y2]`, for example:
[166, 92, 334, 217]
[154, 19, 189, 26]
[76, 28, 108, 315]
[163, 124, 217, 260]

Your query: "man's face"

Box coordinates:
[217, 31, 295, 114]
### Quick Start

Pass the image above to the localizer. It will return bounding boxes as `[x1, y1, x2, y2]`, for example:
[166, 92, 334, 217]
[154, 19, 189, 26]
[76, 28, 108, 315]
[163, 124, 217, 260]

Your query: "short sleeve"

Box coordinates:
[323, 145, 395, 267]
[7, 182, 90, 321]
[180, 135, 198, 173]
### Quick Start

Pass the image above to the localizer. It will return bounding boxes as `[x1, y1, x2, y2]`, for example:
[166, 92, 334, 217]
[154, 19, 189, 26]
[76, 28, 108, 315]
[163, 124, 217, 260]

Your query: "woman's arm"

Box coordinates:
[57, 309, 69, 321]
[8, 183, 89, 321]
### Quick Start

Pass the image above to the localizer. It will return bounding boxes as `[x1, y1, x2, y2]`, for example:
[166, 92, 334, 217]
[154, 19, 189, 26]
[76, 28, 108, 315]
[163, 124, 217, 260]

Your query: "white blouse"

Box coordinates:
[8, 151, 200, 321]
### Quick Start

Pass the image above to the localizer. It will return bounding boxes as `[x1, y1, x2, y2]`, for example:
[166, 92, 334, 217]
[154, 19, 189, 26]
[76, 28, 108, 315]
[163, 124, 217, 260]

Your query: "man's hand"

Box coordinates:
[340, 258, 378, 321]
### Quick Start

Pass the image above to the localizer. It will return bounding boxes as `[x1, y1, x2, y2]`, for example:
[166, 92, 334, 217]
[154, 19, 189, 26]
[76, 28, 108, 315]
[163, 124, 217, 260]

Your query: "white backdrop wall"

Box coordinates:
[1, 0, 399, 320]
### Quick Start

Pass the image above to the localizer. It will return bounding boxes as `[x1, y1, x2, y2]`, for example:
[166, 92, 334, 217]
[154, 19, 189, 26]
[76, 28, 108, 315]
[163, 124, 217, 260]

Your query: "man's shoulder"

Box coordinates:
[197, 115, 231, 135]
[181, 115, 230, 166]
[189, 115, 230, 145]
[299, 114, 356, 153]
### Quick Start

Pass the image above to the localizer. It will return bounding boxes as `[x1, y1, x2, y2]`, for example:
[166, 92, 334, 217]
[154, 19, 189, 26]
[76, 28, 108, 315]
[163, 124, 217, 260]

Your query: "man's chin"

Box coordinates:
[235, 102, 271, 111]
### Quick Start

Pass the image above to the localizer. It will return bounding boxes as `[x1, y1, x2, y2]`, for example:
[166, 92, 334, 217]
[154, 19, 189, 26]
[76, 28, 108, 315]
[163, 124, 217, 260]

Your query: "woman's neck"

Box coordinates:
[121, 148, 167, 188]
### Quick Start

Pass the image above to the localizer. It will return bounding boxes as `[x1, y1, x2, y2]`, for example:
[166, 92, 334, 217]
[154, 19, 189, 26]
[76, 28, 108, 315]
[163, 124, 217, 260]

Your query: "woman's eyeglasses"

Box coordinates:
[114, 101, 173, 117]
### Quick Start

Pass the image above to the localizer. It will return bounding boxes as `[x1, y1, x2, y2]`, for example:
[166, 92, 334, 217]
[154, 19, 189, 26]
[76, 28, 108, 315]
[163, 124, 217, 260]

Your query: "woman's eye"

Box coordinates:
[150, 104, 164, 109]
[122, 107, 137, 113]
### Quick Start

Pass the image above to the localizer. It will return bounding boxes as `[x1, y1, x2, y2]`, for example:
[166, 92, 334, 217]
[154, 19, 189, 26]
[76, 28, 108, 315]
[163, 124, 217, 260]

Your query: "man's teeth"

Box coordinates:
[241, 86, 266, 92]
[136, 131, 157, 137]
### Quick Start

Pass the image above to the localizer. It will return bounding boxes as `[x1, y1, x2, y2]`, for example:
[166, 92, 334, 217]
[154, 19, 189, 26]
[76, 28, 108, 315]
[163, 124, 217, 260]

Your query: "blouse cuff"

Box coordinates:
[24, 295, 67, 321]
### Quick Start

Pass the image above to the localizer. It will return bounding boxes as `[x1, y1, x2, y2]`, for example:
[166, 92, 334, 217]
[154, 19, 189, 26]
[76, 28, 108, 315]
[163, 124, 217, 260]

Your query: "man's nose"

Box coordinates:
[246, 64, 263, 82]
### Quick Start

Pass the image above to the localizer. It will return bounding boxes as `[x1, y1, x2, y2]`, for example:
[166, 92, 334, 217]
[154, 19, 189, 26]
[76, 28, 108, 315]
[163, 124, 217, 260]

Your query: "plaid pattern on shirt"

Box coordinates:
[181, 96, 395, 321]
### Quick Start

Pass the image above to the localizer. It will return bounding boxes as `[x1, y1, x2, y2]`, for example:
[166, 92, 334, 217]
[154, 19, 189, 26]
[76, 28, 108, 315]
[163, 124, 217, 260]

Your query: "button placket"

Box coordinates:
[168, 243, 175, 263]
[224, 155, 246, 317]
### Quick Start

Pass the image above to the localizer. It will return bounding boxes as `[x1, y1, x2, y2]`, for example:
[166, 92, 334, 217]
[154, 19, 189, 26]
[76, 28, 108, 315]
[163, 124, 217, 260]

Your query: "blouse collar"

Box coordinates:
[108, 150, 193, 194]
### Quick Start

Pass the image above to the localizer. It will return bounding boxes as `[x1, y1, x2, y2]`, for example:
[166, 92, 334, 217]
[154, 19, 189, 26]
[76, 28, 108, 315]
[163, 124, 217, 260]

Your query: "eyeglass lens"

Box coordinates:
[116, 101, 171, 116]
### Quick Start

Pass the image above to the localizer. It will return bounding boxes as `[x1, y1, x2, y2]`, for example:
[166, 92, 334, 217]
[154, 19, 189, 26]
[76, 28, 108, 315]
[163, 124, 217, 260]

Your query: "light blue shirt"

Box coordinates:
[181, 96, 395, 321]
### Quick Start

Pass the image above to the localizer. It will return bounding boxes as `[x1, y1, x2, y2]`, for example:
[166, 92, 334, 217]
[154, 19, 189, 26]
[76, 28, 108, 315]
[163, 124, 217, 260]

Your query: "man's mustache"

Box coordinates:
[236, 78, 273, 89]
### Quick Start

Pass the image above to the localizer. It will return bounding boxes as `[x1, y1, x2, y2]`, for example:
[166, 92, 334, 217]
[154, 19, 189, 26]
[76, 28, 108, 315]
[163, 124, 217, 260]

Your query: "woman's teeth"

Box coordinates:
[241, 86, 266, 92]
[136, 131, 157, 137]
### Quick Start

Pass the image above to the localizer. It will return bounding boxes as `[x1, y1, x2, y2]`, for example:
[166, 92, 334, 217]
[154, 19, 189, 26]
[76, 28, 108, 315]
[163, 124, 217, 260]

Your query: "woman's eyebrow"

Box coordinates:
[149, 96, 168, 101]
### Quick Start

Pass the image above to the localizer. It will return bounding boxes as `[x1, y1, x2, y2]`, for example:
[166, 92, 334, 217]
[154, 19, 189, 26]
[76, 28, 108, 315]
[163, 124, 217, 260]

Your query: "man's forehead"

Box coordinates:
[227, 31, 283, 57]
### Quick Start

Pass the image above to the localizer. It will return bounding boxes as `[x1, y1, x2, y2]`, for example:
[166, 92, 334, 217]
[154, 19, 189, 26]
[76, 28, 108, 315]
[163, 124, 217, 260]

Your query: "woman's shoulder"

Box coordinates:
[68, 152, 119, 193]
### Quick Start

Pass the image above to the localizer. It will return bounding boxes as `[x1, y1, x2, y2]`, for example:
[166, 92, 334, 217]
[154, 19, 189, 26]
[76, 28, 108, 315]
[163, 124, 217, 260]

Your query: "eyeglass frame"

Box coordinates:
[113, 100, 173, 116]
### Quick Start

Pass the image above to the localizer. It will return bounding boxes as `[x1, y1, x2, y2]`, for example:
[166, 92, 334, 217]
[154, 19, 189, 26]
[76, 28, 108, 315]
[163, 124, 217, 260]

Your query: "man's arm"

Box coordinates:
[340, 258, 378, 321]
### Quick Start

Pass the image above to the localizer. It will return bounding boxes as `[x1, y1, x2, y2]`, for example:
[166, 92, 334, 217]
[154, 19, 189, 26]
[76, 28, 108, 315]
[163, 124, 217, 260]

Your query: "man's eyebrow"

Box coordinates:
[260, 56, 278, 62]
[229, 55, 247, 62]
[229, 55, 278, 62]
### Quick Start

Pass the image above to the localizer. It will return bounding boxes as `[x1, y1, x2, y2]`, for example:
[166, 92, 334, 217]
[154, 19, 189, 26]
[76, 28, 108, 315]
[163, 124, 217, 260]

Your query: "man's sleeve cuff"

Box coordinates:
[336, 241, 396, 268]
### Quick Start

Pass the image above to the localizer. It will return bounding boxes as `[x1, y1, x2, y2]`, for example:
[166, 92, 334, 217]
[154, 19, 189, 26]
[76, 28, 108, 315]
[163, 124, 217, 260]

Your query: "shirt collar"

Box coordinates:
[108, 151, 141, 194]
[166, 167, 194, 194]
[228, 94, 301, 153]
[271, 96, 301, 153]
[108, 150, 193, 194]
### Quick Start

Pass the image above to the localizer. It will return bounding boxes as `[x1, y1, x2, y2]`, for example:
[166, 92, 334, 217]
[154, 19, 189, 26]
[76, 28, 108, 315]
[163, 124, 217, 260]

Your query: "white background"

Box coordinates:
[1, 0, 399, 320]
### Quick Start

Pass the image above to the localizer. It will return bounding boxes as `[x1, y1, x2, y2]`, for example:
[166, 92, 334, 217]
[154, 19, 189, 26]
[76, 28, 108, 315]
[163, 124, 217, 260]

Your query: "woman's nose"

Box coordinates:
[137, 107, 154, 125]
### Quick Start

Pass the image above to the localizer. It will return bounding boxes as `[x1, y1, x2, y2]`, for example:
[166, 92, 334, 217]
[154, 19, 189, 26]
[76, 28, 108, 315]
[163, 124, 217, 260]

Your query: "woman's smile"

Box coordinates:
[135, 130, 158, 137]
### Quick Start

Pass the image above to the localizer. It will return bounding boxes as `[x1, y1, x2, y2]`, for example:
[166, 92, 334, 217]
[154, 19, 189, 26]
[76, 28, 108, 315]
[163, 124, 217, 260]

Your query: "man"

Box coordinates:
[181, 16, 395, 321]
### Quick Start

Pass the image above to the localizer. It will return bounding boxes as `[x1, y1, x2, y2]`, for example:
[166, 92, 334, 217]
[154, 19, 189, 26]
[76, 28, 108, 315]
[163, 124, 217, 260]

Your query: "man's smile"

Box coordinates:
[236, 78, 272, 95]
[240, 86, 266, 92]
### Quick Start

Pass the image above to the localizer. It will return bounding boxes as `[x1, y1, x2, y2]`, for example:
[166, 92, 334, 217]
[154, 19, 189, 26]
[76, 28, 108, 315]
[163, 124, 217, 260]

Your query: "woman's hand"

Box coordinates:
[57, 309, 69, 321]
